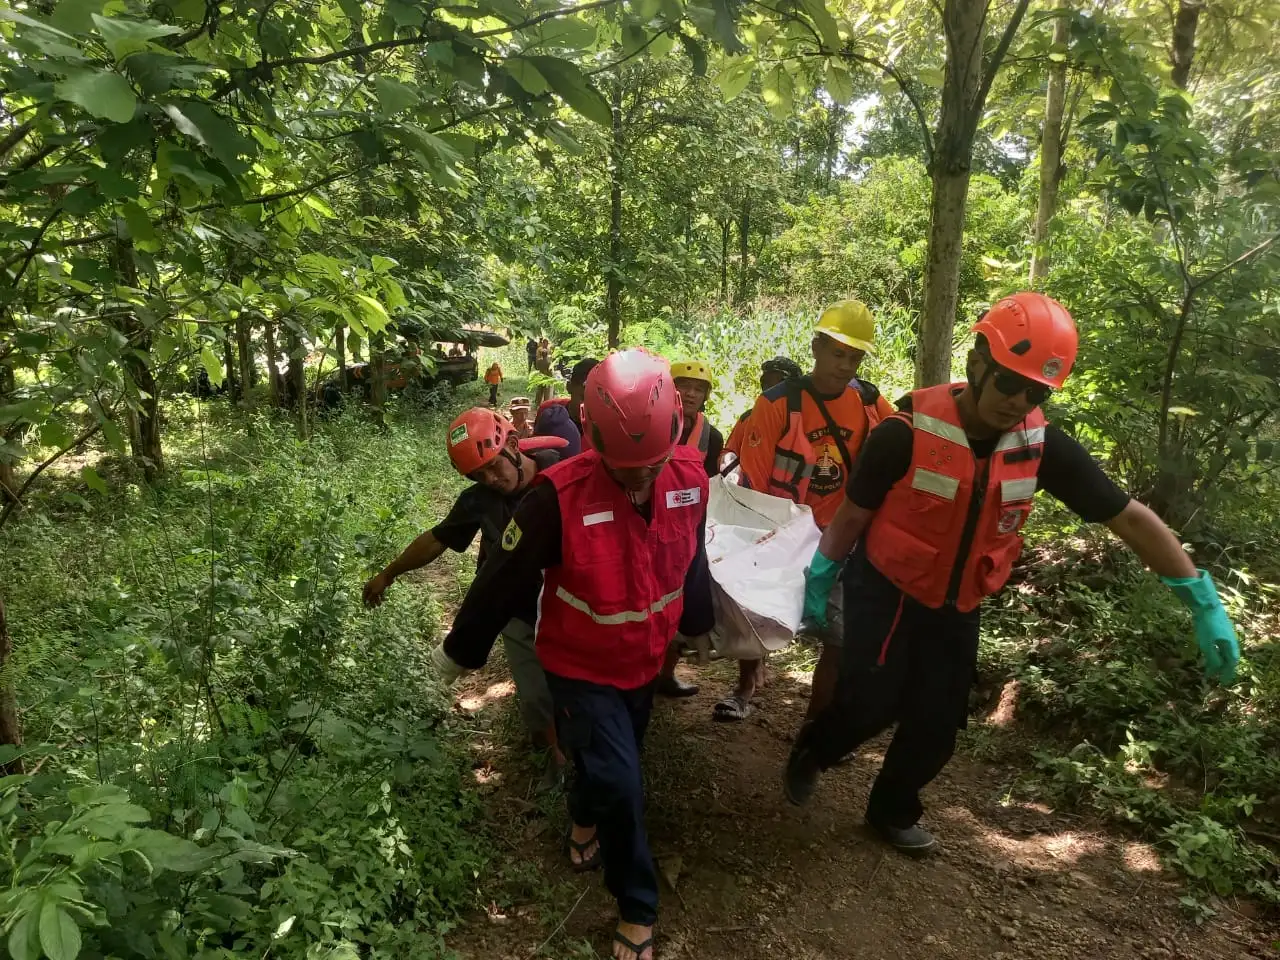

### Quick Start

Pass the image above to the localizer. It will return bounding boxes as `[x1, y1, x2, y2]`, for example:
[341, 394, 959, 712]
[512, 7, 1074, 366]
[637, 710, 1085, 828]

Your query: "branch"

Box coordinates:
[974, 0, 1034, 112]
[0, 418, 105, 532]
[0, 121, 34, 163]
[843, 51, 935, 165]
[8, 206, 63, 287]
[1189, 232, 1280, 292]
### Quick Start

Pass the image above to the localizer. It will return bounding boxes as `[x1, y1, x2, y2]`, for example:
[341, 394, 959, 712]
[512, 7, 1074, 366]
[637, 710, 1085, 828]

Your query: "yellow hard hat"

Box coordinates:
[670, 360, 713, 387]
[814, 300, 875, 352]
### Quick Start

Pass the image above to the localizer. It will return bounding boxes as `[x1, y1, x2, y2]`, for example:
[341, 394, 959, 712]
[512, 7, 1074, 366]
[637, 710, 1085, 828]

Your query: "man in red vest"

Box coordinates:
[783, 292, 1241, 857]
[432, 350, 712, 960]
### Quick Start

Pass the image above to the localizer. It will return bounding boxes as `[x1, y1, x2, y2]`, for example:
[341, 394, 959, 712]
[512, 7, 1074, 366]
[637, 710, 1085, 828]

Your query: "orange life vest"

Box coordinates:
[768, 378, 883, 508]
[683, 412, 710, 454]
[864, 383, 1046, 613]
[535, 448, 707, 689]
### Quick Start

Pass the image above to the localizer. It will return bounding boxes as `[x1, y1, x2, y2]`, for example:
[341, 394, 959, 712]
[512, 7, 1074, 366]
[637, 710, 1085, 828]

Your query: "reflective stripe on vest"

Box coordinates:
[864, 383, 1046, 613]
[554, 585, 683, 626]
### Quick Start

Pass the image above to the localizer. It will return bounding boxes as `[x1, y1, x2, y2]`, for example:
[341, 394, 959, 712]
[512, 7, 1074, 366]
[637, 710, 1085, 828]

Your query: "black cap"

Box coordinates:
[762, 356, 802, 379]
[569, 358, 599, 385]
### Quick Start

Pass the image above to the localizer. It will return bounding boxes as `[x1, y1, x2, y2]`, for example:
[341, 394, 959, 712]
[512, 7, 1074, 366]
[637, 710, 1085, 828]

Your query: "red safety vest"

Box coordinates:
[864, 383, 1046, 613]
[683, 412, 710, 454]
[535, 447, 708, 689]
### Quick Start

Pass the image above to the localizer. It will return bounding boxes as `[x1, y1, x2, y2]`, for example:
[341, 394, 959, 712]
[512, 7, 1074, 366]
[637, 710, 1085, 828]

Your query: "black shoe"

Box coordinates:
[866, 818, 938, 857]
[656, 674, 699, 698]
[783, 743, 822, 806]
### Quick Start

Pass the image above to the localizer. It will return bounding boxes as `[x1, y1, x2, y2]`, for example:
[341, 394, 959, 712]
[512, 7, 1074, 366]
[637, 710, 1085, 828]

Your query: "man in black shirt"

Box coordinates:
[785, 293, 1240, 858]
[363, 407, 568, 785]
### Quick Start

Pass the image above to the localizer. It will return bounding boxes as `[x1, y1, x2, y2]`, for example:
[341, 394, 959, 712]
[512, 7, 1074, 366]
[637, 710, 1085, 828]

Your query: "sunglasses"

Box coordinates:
[991, 367, 1053, 406]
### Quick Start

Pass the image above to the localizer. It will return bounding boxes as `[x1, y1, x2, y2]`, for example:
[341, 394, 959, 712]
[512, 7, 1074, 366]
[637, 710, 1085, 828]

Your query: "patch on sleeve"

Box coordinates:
[501, 518, 522, 551]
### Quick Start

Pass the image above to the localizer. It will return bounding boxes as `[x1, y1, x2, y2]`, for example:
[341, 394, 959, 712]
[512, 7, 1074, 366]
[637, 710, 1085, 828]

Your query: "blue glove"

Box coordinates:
[802, 551, 842, 629]
[1161, 569, 1240, 685]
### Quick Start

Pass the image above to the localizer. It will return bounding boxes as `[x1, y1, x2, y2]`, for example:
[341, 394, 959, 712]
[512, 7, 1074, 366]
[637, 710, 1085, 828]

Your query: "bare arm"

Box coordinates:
[816, 498, 876, 563]
[1104, 500, 1196, 579]
[364, 530, 448, 606]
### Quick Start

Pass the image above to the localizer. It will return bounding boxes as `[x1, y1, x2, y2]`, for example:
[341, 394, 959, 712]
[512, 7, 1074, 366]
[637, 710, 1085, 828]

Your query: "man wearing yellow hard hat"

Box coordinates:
[713, 300, 894, 724]
[670, 360, 724, 477]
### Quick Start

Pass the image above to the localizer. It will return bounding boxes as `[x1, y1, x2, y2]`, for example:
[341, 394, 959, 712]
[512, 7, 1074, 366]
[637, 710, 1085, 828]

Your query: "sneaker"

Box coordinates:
[783, 744, 822, 806]
[866, 819, 938, 857]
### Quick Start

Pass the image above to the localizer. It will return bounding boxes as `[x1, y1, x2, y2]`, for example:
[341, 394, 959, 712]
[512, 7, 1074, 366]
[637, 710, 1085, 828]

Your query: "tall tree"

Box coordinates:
[917, 0, 1033, 386]
[1029, 11, 1072, 285]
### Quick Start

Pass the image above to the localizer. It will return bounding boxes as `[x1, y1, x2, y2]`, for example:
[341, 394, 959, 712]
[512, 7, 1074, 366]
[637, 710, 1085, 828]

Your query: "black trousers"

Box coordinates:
[794, 552, 980, 828]
[546, 672, 659, 926]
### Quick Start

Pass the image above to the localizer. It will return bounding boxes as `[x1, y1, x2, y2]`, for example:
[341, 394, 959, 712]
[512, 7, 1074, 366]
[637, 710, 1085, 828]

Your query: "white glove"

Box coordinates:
[686, 632, 713, 666]
[429, 643, 469, 685]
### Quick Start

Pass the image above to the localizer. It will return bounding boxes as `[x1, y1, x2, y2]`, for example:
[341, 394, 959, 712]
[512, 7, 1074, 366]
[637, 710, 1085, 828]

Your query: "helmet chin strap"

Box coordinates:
[501, 449, 524, 487]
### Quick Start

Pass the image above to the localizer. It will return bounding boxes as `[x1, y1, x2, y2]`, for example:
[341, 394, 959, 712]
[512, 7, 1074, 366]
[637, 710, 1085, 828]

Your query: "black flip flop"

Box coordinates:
[613, 929, 654, 960]
[564, 826, 601, 873]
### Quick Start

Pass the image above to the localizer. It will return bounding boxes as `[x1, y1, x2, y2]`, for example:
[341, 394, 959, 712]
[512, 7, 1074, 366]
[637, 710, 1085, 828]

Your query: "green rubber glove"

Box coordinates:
[802, 551, 841, 629]
[1161, 569, 1240, 685]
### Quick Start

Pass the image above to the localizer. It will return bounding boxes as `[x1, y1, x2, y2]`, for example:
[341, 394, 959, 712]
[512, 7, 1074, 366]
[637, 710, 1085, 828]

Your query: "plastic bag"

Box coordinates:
[705, 476, 820, 660]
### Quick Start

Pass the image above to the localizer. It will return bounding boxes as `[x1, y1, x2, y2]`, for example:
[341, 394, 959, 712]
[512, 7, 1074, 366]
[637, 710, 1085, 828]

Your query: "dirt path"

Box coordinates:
[445, 655, 1277, 960]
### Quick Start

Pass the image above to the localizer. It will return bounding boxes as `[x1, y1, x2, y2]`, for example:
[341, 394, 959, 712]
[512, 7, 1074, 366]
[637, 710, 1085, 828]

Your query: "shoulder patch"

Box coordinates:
[501, 518, 522, 551]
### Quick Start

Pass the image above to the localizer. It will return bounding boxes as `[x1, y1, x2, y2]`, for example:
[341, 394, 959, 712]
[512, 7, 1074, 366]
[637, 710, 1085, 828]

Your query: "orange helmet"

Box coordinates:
[447, 407, 515, 475]
[972, 292, 1078, 389]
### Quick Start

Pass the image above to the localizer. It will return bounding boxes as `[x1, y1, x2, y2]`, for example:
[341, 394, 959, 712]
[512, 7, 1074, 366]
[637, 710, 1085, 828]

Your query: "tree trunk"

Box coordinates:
[0, 360, 15, 504]
[370, 331, 387, 431]
[735, 188, 752, 305]
[0, 590, 21, 772]
[265, 319, 284, 407]
[335, 325, 346, 390]
[1170, 0, 1203, 89]
[111, 238, 163, 479]
[720, 218, 731, 303]
[222, 337, 236, 396]
[824, 104, 844, 190]
[285, 323, 307, 437]
[350, 332, 362, 363]
[605, 77, 624, 349]
[235, 315, 254, 409]
[1029, 11, 1070, 286]
[918, 0, 1031, 387]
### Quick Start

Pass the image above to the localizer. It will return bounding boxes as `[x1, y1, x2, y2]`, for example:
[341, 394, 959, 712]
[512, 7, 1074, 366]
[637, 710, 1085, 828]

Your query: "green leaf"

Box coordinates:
[121, 828, 215, 872]
[527, 56, 612, 126]
[91, 13, 182, 59]
[38, 902, 81, 960]
[354, 294, 389, 334]
[506, 58, 549, 95]
[100, 419, 126, 453]
[0, 8, 77, 40]
[200, 345, 224, 386]
[8, 908, 39, 960]
[50, 0, 104, 34]
[715, 56, 754, 101]
[761, 65, 794, 120]
[825, 60, 853, 104]
[371, 255, 398, 274]
[120, 201, 156, 245]
[374, 76, 421, 116]
[82, 467, 107, 495]
[798, 0, 840, 51]
[54, 69, 137, 123]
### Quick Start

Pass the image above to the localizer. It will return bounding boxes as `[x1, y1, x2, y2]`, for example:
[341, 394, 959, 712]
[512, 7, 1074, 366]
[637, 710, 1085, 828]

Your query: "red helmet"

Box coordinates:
[447, 407, 515, 475]
[582, 349, 682, 468]
[972, 292, 1078, 389]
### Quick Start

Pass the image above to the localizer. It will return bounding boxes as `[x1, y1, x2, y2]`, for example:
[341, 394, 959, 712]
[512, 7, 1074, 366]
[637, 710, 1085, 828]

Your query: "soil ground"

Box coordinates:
[440, 649, 1280, 960]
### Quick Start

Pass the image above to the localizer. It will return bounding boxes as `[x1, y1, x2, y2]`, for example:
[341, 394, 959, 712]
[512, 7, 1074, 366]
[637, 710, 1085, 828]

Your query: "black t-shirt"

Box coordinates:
[443, 479, 714, 670]
[845, 395, 1130, 524]
[431, 449, 562, 569]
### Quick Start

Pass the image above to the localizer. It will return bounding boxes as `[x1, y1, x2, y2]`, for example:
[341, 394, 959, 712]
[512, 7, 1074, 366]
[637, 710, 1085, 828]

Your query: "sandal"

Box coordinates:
[613, 928, 655, 960]
[564, 825, 601, 873]
[712, 694, 753, 722]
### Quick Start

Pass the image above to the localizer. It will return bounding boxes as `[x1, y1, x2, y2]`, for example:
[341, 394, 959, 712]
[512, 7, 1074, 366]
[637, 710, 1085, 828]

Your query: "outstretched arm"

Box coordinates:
[1104, 501, 1196, 579]
[364, 531, 449, 607]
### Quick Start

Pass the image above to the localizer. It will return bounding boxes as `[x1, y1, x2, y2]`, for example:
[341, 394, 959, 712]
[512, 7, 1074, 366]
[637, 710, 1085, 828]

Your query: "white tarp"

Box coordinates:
[704, 475, 820, 660]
